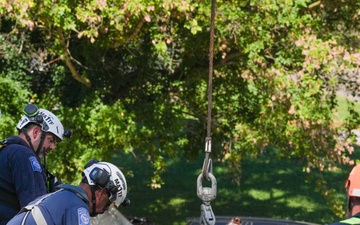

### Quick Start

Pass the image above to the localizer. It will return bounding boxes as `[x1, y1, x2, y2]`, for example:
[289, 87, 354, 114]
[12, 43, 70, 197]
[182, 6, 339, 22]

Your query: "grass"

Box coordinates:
[113, 145, 360, 225]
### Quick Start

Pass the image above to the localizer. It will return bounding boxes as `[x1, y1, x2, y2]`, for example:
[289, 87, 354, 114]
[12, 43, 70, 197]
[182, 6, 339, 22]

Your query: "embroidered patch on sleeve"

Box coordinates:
[78, 207, 90, 225]
[29, 156, 42, 172]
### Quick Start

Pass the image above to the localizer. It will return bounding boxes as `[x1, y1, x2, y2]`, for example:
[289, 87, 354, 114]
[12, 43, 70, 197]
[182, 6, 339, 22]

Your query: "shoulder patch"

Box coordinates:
[29, 156, 42, 172]
[78, 207, 90, 225]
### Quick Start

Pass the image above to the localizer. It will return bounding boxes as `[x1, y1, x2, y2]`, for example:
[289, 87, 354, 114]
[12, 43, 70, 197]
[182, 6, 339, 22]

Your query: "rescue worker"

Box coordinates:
[6, 160, 129, 225]
[0, 104, 71, 225]
[329, 164, 360, 225]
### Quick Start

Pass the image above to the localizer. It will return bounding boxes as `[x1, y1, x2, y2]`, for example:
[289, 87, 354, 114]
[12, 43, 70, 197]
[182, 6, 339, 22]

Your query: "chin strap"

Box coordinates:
[36, 132, 46, 156]
[21, 127, 46, 157]
[90, 186, 97, 217]
[348, 197, 353, 214]
[22, 128, 35, 150]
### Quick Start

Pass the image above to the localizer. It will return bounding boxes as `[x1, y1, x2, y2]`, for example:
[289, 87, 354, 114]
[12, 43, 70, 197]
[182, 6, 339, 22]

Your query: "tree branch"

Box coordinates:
[124, 19, 145, 44]
[57, 28, 91, 88]
[308, 1, 321, 9]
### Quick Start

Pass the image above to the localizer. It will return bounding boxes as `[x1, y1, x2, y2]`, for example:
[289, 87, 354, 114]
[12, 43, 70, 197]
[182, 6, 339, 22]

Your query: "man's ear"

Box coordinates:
[31, 126, 42, 139]
[94, 188, 107, 201]
[100, 188, 108, 196]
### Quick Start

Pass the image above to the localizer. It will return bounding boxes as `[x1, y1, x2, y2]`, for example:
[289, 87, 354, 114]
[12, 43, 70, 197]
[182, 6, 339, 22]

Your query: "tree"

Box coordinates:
[1, 0, 360, 217]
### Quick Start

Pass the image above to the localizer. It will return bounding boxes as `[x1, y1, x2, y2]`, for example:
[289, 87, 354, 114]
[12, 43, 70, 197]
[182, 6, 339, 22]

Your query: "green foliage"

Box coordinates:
[45, 97, 131, 183]
[0, 34, 32, 139]
[0, 77, 28, 139]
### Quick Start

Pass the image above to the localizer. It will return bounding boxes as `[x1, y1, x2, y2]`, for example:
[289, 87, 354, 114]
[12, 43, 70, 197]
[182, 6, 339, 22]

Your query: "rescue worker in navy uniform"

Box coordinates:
[7, 161, 129, 225]
[0, 104, 71, 225]
[329, 164, 360, 225]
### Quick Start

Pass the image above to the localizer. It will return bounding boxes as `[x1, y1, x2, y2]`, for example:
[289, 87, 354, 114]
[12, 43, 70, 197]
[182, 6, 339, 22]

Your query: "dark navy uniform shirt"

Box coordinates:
[0, 136, 47, 225]
[7, 185, 90, 225]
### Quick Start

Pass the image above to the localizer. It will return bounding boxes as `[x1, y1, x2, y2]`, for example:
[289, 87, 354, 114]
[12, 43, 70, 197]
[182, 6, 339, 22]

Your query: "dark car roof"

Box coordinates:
[186, 216, 320, 225]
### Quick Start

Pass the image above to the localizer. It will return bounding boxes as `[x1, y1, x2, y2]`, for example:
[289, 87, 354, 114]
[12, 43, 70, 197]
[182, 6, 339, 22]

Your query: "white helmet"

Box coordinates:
[16, 104, 68, 141]
[83, 162, 127, 207]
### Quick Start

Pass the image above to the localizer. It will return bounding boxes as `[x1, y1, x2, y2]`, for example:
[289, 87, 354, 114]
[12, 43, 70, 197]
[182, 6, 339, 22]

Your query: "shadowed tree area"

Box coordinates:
[117, 145, 359, 224]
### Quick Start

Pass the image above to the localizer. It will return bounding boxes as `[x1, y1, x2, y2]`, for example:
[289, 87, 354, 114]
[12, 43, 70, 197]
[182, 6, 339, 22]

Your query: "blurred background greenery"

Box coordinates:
[117, 144, 360, 225]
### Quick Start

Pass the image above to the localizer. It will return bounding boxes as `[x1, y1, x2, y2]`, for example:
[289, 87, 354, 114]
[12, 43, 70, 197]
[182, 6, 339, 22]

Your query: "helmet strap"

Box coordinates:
[35, 131, 46, 156]
[21, 127, 46, 157]
[347, 191, 353, 213]
[43, 152, 47, 174]
[90, 186, 97, 217]
[22, 128, 35, 151]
